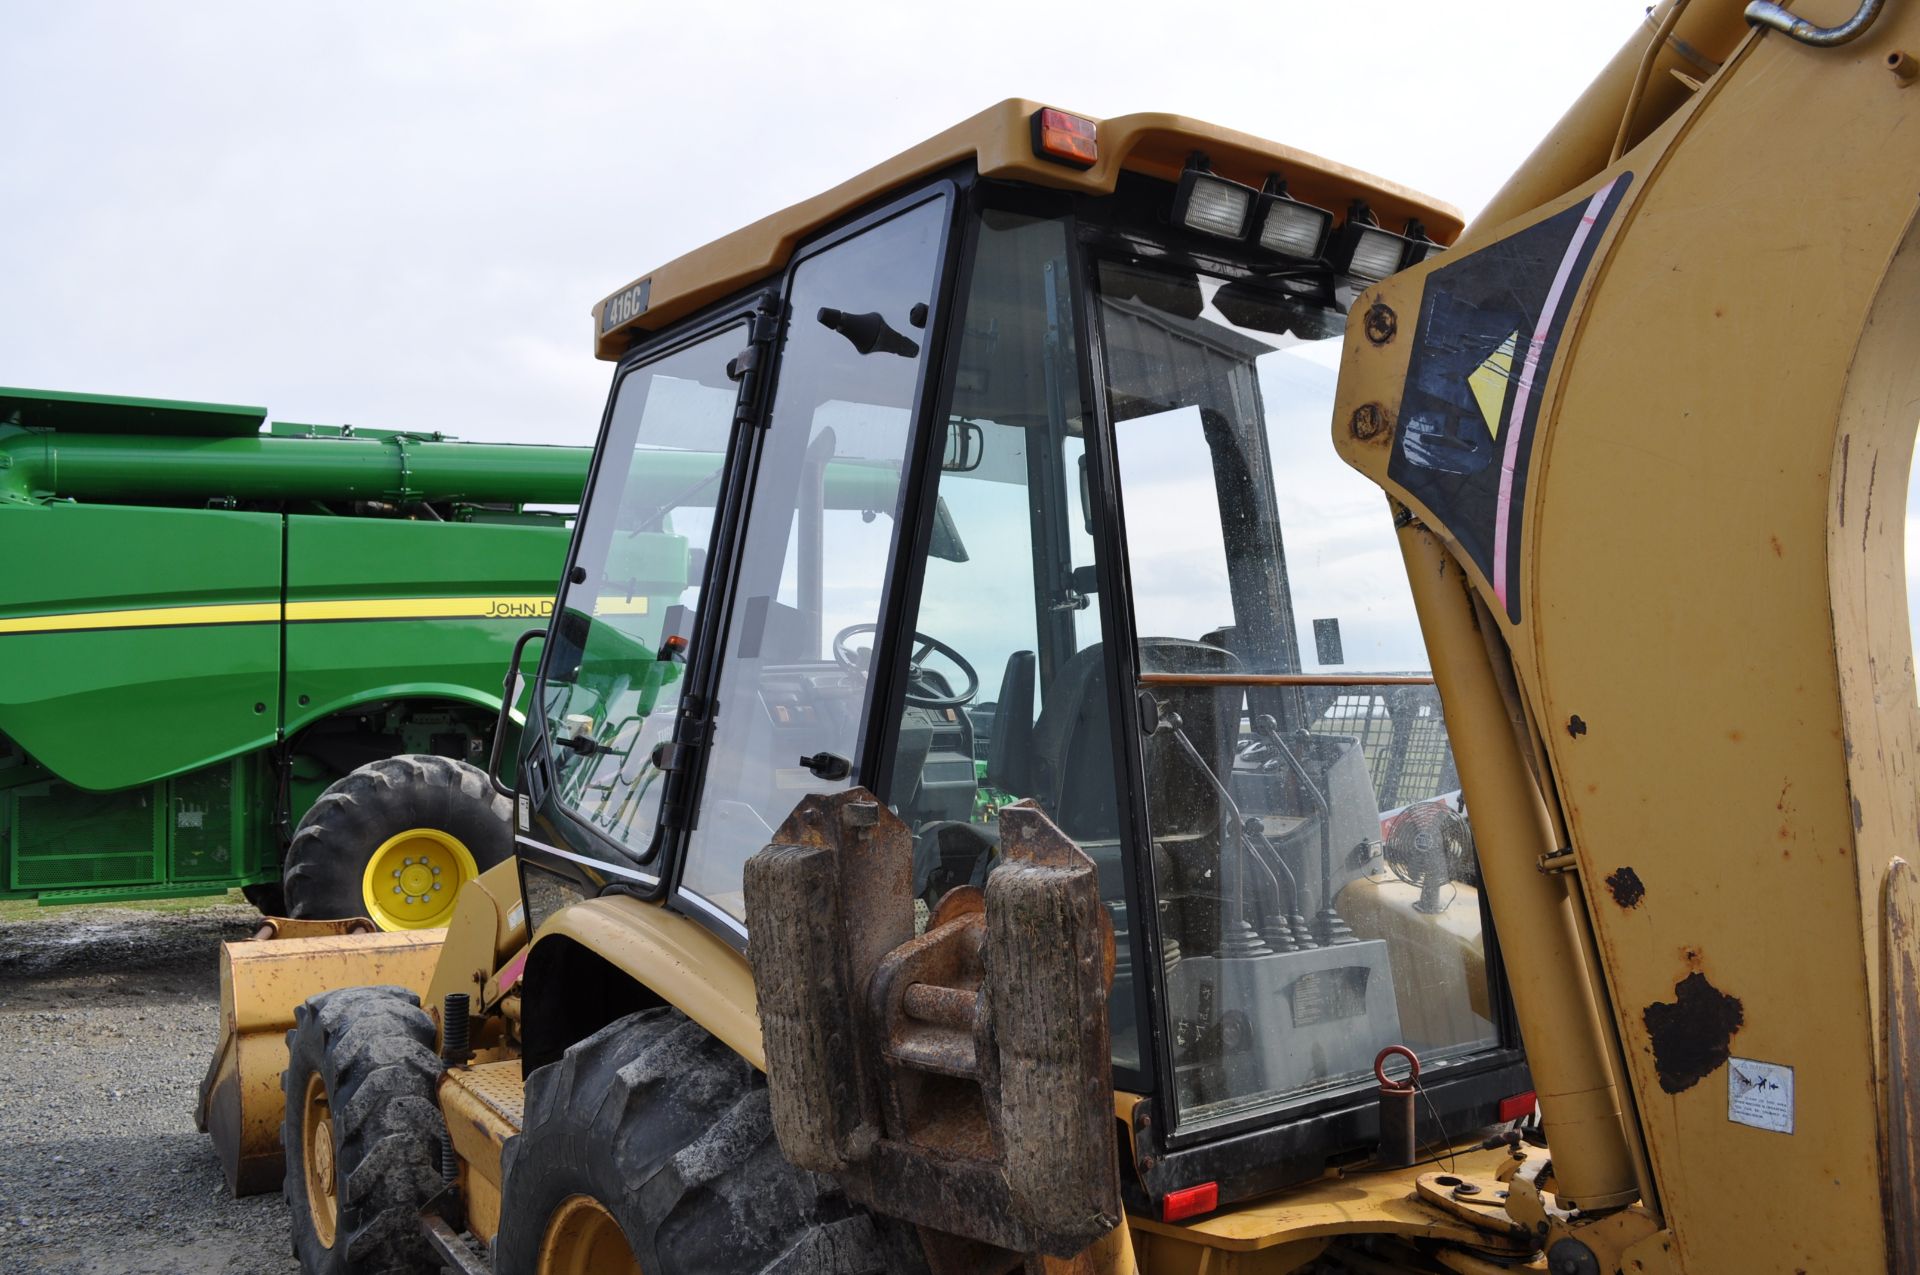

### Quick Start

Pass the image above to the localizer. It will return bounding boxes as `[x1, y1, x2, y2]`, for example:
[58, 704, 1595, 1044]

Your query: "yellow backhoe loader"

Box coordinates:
[199, 2, 1920, 1269]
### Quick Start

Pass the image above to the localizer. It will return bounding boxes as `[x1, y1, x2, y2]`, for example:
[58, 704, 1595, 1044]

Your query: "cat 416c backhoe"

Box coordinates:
[203, 2, 1920, 1270]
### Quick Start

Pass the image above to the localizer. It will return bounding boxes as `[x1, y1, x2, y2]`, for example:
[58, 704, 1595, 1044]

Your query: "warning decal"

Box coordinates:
[1388, 173, 1632, 623]
[1727, 1056, 1794, 1134]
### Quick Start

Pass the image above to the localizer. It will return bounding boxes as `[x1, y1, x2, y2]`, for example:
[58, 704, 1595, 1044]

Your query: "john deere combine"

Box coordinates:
[0, 386, 586, 929]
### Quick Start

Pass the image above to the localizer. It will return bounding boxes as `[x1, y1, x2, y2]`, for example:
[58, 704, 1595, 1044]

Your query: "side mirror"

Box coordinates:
[942, 419, 984, 473]
[488, 627, 548, 800]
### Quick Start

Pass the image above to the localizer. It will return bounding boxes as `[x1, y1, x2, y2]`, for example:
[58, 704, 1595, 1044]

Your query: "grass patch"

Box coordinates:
[0, 888, 251, 922]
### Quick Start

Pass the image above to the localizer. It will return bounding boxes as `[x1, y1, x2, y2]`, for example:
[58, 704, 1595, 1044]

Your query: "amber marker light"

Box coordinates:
[1031, 107, 1098, 168]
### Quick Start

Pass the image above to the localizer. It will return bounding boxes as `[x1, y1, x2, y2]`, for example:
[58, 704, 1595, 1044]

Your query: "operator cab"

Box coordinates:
[517, 102, 1528, 1208]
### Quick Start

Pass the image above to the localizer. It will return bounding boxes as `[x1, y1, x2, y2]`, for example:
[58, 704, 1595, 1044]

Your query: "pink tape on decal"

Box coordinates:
[1491, 176, 1620, 611]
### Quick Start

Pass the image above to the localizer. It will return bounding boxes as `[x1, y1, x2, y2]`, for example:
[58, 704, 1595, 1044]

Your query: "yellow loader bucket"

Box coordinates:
[195, 918, 444, 1196]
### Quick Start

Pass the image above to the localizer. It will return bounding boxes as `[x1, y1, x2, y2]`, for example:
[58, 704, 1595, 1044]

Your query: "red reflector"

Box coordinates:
[1033, 108, 1098, 168]
[1160, 1181, 1218, 1222]
[1498, 1090, 1538, 1123]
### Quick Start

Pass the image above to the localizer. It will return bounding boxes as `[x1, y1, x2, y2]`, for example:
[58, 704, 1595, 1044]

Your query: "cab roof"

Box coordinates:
[592, 98, 1463, 360]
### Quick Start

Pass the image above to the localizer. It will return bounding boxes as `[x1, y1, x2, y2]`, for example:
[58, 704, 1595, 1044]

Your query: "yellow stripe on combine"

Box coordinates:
[285, 596, 558, 622]
[0, 593, 648, 636]
[0, 601, 282, 636]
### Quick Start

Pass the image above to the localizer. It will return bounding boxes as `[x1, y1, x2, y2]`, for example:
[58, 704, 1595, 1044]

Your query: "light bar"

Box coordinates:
[1174, 160, 1257, 240]
[1031, 107, 1098, 169]
[1257, 190, 1333, 259]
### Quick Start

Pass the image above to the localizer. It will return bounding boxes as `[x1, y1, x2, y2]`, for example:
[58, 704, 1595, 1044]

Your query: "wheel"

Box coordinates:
[242, 880, 287, 916]
[283, 754, 510, 931]
[494, 1008, 927, 1275]
[282, 985, 448, 1275]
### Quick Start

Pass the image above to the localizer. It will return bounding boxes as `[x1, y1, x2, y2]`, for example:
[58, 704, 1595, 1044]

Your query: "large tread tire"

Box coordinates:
[282, 985, 448, 1275]
[494, 1008, 927, 1275]
[283, 754, 510, 926]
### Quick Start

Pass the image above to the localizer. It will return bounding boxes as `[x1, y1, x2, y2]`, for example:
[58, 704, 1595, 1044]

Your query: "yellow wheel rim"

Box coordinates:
[538, 1194, 643, 1275]
[360, 827, 479, 930]
[301, 1072, 339, 1249]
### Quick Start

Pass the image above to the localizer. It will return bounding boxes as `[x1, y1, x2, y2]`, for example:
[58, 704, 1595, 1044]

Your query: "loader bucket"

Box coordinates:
[195, 918, 444, 1196]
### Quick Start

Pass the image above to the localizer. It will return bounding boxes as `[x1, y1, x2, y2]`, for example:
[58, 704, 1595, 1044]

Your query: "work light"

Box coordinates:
[1328, 203, 1415, 283]
[1173, 156, 1257, 240]
[1255, 179, 1333, 259]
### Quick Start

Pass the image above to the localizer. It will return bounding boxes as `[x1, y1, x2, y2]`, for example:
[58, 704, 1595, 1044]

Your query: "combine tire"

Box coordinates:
[284, 754, 510, 931]
[493, 1008, 926, 1275]
[282, 985, 448, 1275]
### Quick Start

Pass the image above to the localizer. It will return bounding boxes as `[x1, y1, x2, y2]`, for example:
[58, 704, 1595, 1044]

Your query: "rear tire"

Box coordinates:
[282, 985, 448, 1275]
[493, 1008, 926, 1275]
[284, 754, 510, 930]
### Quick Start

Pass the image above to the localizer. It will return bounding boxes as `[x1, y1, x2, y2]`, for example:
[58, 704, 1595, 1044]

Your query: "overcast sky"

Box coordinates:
[5, 2, 1915, 649]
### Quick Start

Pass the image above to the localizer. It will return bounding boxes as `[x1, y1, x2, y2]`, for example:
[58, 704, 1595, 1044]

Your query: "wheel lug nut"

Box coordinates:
[433, 882, 443, 891]
[393, 886, 402, 895]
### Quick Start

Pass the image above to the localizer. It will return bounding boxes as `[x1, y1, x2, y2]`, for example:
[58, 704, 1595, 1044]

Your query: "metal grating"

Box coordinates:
[8, 781, 162, 891]
[1307, 685, 1458, 810]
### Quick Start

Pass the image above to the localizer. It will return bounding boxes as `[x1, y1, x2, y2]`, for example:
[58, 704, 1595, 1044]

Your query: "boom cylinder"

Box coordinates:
[1397, 522, 1640, 1212]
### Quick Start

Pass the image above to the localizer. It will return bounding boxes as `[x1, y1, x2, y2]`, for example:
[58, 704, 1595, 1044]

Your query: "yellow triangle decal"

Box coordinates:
[1468, 331, 1520, 440]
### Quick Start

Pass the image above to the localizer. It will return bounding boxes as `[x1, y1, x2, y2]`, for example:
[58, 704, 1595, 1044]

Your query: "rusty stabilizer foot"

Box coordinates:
[744, 790, 1120, 1261]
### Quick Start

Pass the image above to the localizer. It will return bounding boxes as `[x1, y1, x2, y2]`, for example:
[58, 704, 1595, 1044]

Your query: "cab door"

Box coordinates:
[672, 191, 953, 936]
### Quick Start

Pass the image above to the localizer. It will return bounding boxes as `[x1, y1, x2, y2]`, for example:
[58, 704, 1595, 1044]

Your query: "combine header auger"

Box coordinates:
[218, 2, 1920, 1264]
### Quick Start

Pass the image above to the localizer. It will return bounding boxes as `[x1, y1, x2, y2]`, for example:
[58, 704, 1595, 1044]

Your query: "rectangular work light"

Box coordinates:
[1174, 157, 1257, 240]
[1329, 205, 1415, 283]
[1255, 181, 1333, 259]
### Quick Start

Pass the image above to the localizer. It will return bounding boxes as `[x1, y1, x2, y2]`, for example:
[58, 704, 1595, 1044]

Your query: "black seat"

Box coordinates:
[1029, 638, 1240, 843]
[986, 650, 1036, 796]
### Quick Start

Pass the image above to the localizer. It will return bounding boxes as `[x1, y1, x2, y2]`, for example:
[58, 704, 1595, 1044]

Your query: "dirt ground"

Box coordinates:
[0, 899, 303, 1275]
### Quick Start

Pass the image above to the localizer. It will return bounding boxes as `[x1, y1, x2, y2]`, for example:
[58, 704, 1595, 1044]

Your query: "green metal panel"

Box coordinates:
[282, 516, 570, 729]
[169, 759, 252, 881]
[0, 386, 266, 437]
[0, 503, 282, 791]
[7, 778, 164, 890]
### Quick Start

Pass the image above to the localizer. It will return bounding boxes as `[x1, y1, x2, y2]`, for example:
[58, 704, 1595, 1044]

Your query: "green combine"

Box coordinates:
[0, 386, 588, 928]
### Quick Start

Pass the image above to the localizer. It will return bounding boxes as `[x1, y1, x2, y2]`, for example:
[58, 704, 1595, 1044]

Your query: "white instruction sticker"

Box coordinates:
[516, 792, 531, 832]
[508, 902, 525, 933]
[1727, 1057, 1794, 1133]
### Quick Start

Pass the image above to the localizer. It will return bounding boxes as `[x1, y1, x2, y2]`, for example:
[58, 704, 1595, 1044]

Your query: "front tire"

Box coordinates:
[494, 1008, 925, 1275]
[284, 754, 510, 930]
[282, 985, 448, 1275]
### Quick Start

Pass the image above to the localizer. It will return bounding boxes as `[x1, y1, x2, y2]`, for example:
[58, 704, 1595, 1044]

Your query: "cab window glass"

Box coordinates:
[1098, 258, 1495, 1132]
[540, 324, 743, 859]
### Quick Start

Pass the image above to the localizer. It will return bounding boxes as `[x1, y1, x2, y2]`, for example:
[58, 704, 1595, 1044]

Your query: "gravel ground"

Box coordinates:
[0, 901, 303, 1275]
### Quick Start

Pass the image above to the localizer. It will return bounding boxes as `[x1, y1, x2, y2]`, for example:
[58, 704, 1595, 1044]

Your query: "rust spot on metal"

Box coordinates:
[1769, 535, 1784, 558]
[1363, 302, 1398, 346]
[1566, 715, 1588, 738]
[1643, 971, 1744, 1094]
[1605, 867, 1645, 909]
[1349, 403, 1388, 441]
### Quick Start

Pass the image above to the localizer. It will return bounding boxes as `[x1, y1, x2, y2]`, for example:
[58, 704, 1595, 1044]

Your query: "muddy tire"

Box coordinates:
[284, 754, 510, 931]
[282, 985, 448, 1275]
[242, 880, 287, 916]
[493, 1008, 925, 1275]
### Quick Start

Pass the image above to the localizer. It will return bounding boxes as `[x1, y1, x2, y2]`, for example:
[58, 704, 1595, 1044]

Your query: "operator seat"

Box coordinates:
[1029, 637, 1240, 844]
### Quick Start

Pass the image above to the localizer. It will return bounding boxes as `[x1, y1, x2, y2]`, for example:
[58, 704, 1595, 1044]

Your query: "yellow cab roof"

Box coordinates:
[593, 97, 1463, 360]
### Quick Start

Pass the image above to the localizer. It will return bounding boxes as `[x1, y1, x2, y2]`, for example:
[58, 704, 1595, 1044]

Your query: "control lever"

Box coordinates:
[798, 751, 852, 781]
[1253, 714, 1354, 945]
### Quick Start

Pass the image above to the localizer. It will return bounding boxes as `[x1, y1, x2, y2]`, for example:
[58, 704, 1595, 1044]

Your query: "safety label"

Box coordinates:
[1727, 1056, 1793, 1133]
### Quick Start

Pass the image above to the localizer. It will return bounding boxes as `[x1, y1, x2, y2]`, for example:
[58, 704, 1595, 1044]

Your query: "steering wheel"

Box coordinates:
[831, 622, 979, 710]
